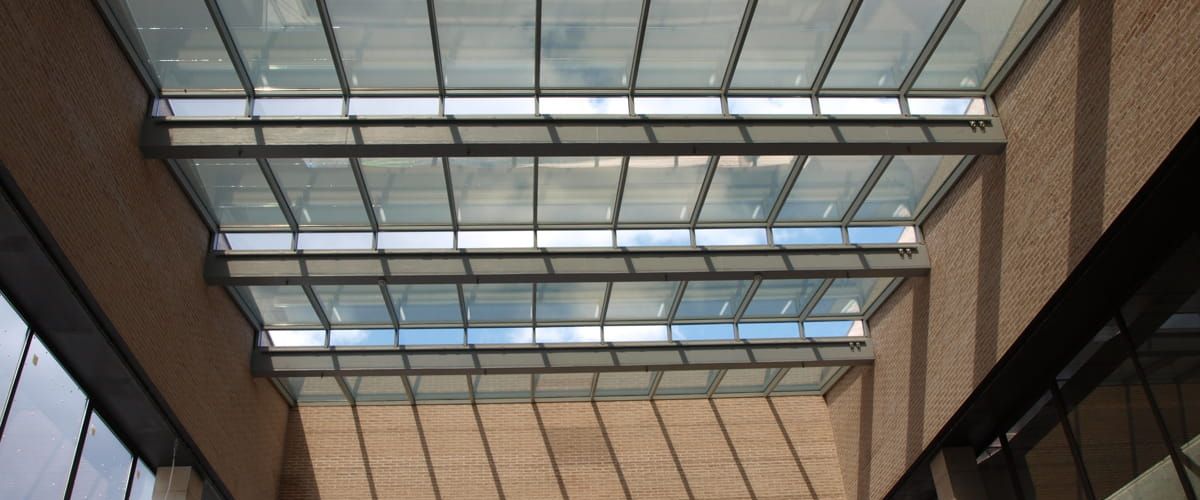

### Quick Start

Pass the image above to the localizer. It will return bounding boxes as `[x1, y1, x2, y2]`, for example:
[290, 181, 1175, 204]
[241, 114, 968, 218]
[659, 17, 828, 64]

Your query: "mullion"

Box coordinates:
[689, 157, 720, 245]
[0, 328, 32, 439]
[764, 155, 807, 245]
[349, 158, 380, 236]
[731, 276, 763, 336]
[441, 158, 459, 248]
[705, 369, 728, 398]
[809, 0, 863, 105]
[763, 367, 788, 395]
[62, 402, 96, 500]
[335, 376, 356, 405]
[898, 0, 966, 112]
[256, 159, 299, 251]
[665, 282, 689, 339]
[719, 0, 759, 112]
[534, 0, 543, 113]
[201, 0, 256, 106]
[841, 155, 894, 227]
[626, 0, 653, 110]
[302, 285, 332, 346]
[425, 0, 447, 107]
[379, 282, 401, 344]
[610, 157, 631, 242]
[121, 454, 139, 500]
[314, 0, 351, 112]
[796, 279, 834, 329]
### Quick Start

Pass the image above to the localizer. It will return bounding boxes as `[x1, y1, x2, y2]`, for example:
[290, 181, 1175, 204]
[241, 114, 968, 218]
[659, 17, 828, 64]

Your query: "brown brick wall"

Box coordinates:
[0, 2, 289, 499]
[280, 397, 845, 500]
[825, 1, 1200, 498]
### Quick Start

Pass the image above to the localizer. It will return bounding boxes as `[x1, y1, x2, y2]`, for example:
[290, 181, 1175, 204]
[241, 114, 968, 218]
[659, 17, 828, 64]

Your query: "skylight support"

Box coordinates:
[255, 159, 299, 238]
[314, 0, 350, 114]
[986, 0, 1064, 95]
[425, 0, 447, 109]
[763, 155, 805, 245]
[201, 0, 255, 107]
[731, 277, 763, 335]
[797, 279, 834, 324]
[842, 156, 893, 230]
[899, 0, 966, 115]
[348, 158, 379, 233]
[705, 370, 727, 398]
[810, 0, 863, 111]
[626, 0, 653, 113]
[689, 157, 720, 245]
[719, 0, 760, 113]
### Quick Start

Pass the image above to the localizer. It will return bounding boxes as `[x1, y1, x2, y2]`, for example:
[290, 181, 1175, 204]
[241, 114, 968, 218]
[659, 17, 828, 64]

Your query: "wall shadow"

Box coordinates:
[531, 403, 571, 500]
[907, 279, 931, 462]
[470, 404, 508, 500]
[410, 407, 444, 500]
[590, 403, 634, 499]
[350, 406, 380, 500]
[650, 401, 698, 500]
[708, 400, 759, 499]
[766, 398, 821, 499]
[1069, 0, 1112, 265]
[857, 369, 876, 499]
[975, 155, 1006, 383]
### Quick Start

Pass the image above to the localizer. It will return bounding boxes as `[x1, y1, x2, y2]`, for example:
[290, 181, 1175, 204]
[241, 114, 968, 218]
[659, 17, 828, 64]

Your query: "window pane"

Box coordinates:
[535, 373, 594, 398]
[183, 159, 289, 228]
[326, 0, 438, 89]
[915, 0, 1050, 90]
[241, 285, 321, 326]
[346, 376, 408, 401]
[675, 281, 751, 320]
[636, 0, 747, 88]
[605, 282, 679, 321]
[399, 328, 464, 345]
[0, 296, 27, 413]
[737, 322, 801, 339]
[409, 374, 469, 400]
[656, 370, 719, 396]
[771, 227, 843, 245]
[360, 158, 451, 227]
[0, 336, 88, 500]
[772, 366, 838, 393]
[604, 325, 669, 342]
[70, 412, 133, 500]
[776, 156, 878, 222]
[472, 374, 531, 399]
[854, 155, 960, 221]
[618, 156, 710, 224]
[462, 283, 532, 323]
[823, 0, 952, 89]
[266, 330, 325, 347]
[848, 226, 917, 244]
[536, 326, 602, 343]
[694, 228, 767, 246]
[809, 278, 891, 317]
[539, 97, 629, 114]
[313, 285, 391, 325]
[537, 157, 623, 225]
[715, 368, 779, 394]
[536, 283, 606, 323]
[468, 327, 532, 344]
[448, 158, 535, 225]
[743, 279, 823, 319]
[121, 0, 243, 90]
[435, 0, 535, 88]
[378, 231, 454, 249]
[458, 231, 534, 248]
[444, 97, 534, 115]
[616, 229, 691, 247]
[126, 461, 155, 500]
[699, 156, 795, 222]
[541, 0, 640, 88]
[671, 323, 733, 341]
[727, 97, 813, 115]
[269, 159, 370, 227]
[731, 0, 848, 88]
[296, 232, 373, 250]
[329, 329, 393, 346]
[217, 0, 340, 90]
[388, 284, 462, 325]
[1139, 304, 1200, 493]
[595, 372, 654, 397]
[538, 230, 613, 248]
[282, 376, 346, 402]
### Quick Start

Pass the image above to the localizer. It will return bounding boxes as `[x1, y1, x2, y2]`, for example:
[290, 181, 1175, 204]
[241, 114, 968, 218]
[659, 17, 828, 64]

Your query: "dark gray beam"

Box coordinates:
[141, 116, 1006, 159]
[252, 338, 874, 377]
[206, 244, 931, 286]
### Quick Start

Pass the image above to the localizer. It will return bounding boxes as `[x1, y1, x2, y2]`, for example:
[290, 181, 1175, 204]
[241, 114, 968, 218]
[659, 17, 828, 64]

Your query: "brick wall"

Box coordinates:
[280, 397, 845, 500]
[0, 2, 289, 499]
[825, 0, 1200, 498]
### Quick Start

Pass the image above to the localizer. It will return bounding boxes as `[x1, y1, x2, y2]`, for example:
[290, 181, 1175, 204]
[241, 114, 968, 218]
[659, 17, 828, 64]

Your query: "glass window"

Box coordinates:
[126, 461, 155, 500]
[345, 376, 408, 402]
[462, 283, 532, 324]
[216, 0, 340, 90]
[671, 323, 734, 341]
[823, 0, 952, 89]
[399, 328, 464, 345]
[674, 281, 752, 320]
[377, 231, 455, 249]
[329, 329, 393, 346]
[282, 376, 346, 403]
[265, 330, 325, 347]
[847, 226, 917, 244]
[727, 97, 813, 115]
[594, 371, 655, 397]
[388, 285, 462, 325]
[771, 227, 844, 245]
[616, 229, 691, 247]
[468, 327, 533, 344]
[448, 158, 535, 225]
[732, 0, 848, 88]
[698, 156, 795, 223]
[1006, 393, 1094, 499]
[714, 368, 779, 394]
[536, 326, 602, 343]
[253, 98, 342, 116]
[605, 282, 680, 321]
[818, 97, 902, 115]
[241, 285, 322, 327]
[458, 231, 535, 249]
[313, 285, 391, 326]
[536, 283, 606, 323]
[655, 370, 719, 396]
[604, 325, 669, 342]
[776, 156, 878, 222]
[349, 98, 440, 116]
[538, 230, 613, 248]
[120, 0, 243, 90]
[0, 336, 88, 500]
[295, 232, 373, 250]
[907, 97, 987, 115]
[694, 228, 767, 246]
[443, 97, 535, 115]
[269, 159, 370, 227]
[541, 0, 641, 88]
[326, 0, 438, 89]
[854, 155, 960, 221]
[220, 232, 292, 251]
[618, 157, 710, 224]
[534, 373, 594, 398]
[636, 0, 748, 88]
[165, 99, 248, 117]
[633, 97, 723, 115]
[539, 97, 629, 115]
[408, 374, 470, 400]
[915, 0, 1050, 90]
[743, 279, 823, 319]
[359, 158, 451, 227]
[809, 278, 891, 317]
[737, 322, 801, 339]
[804, 320, 863, 337]
[182, 159, 289, 228]
[537, 157, 623, 225]
[70, 412, 133, 500]
[772, 366, 838, 393]
[435, 0, 535, 88]
[472, 374, 531, 399]
[0, 295, 28, 413]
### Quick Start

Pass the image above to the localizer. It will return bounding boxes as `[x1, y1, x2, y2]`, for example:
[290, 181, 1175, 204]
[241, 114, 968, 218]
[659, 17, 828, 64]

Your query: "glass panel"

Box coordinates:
[468, 327, 532, 344]
[536, 326, 602, 343]
[266, 330, 325, 346]
[329, 329, 393, 346]
[313, 285, 391, 325]
[671, 323, 733, 341]
[538, 230, 613, 248]
[633, 97, 723, 115]
[346, 376, 408, 401]
[771, 227, 843, 245]
[604, 325, 669, 342]
[537, 157, 623, 225]
[618, 156, 710, 224]
[472, 374, 531, 399]
[656, 370, 719, 396]
[636, 0, 748, 88]
[435, 0, 535, 88]
[541, 0, 641, 88]
[743, 279, 823, 319]
[737, 322, 801, 339]
[241, 285, 321, 326]
[221, 232, 292, 250]
[536, 283, 606, 323]
[776, 156, 878, 222]
[675, 280, 751, 320]
[349, 98, 440, 116]
[907, 97, 987, 115]
[727, 97, 813, 115]
[183, 159, 289, 228]
[818, 97, 902, 115]
[443, 97, 535, 115]
[269, 159, 370, 227]
[773, 366, 838, 392]
[1006, 393, 1092, 499]
[326, 0, 437, 89]
[217, 0, 340, 90]
[462, 283, 532, 323]
[605, 282, 679, 321]
[388, 284, 462, 325]
[694, 228, 767, 246]
[731, 0, 848, 88]
[167, 99, 247, 117]
[0, 336, 88, 500]
[448, 157, 535, 225]
[458, 231, 534, 248]
[121, 0, 243, 90]
[616, 229, 691, 247]
[296, 232, 373, 250]
[69, 413, 133, 500]
[126, 461, 155, 500]
[823, 0, 952, 89]
[0, 296, 27, 413]
[283, 377, 347, 402]
[916, 0, 1050, 90]
[399, 328, 464, 345]
[377, 231, 455, 249]
[360, 158, 451, 227]
[848, 226, 917, 244]
[409, 374, 470, 400]
[809, 278, 891, 316]
[539, 97, 629, 115]
[699, 155, 795, 222]
[804, 320, 863, 337]
[535, 373, 594, 398]
[715, 368, 779, 394]
[253, 98, 342, 116]
[855, 155, 960, 221]
[594, 372, 655, 397]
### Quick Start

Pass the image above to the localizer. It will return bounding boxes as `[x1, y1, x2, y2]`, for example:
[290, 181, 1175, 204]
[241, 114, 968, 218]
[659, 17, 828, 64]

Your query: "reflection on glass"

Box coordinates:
[535, 373, 594, 398]
[916, 0, 1050, 90]
[823, 0, 952, 89]
[699, 156, 795, 222]
[594, 371, 655, 397]
[636, 0, 747, 88]
[541, 0, 641, 88]
[242, 285, 321, 326]
[183, 159, 289, 228]
[776, 156, 878, 222]
[1006, 393, 1094, 498]
[269, 159, 370, 227]
[809, 278, 890, 316]
[360, 158, 451, 227]
[715, 368, 780, 394]
[0, 296, 27, 413]
[605, 282, 680, 321]
[283, 376, 346, 402]
[448, 158, 534, 225]
[126, 461, 155, 500]
[217, 0, 340, 90]
[855, 156, 960, 221]
[121, 0, 243, 90]
[0, 336, 88, 500]
[619, 157, 710, 223]
[436, 0, 535, 88]
[313, 285, 391, 325]
[346, 376, 408, 401]
[462, 283, 532, 323]
[409, 374, 470, 400]
[326, 0, 438, 89]
[69, 413, 133, 500]
[656, 370, 719, 396]
[675, 281, 752, 320]
[389, 285, 463, 325]
[538, 157, 623, 225]
[536, 283, 606, 323]
[472, 374, 531, 399]
[732, 0, 849, 88]
[743, 279, 823, 318]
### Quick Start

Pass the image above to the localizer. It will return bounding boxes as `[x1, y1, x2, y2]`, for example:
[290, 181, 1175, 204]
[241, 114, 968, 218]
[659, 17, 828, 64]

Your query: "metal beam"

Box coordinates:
[206, 244, 931, 286]
[252, 338, 874, 377]
[141, 115, 1006, 159]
